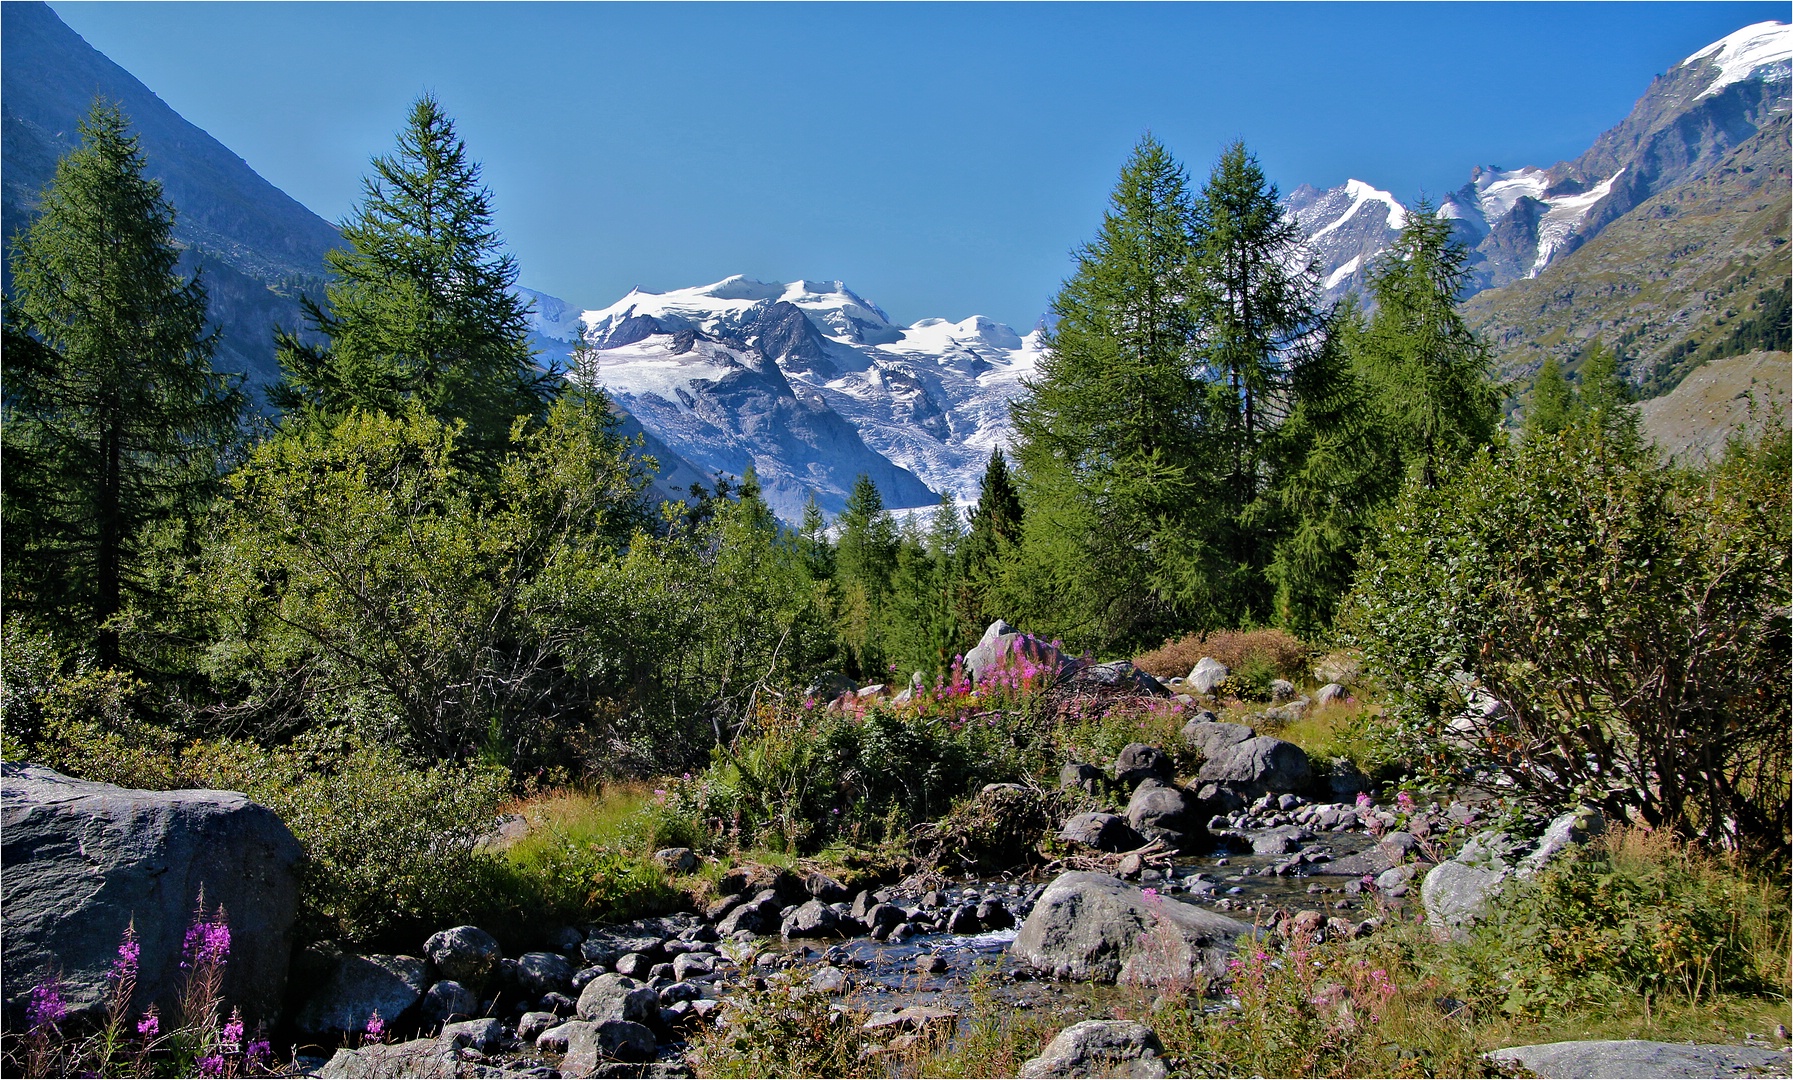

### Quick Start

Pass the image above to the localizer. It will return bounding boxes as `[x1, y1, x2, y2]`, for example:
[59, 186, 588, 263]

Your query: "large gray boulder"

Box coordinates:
[1058, 812, 1144, 853]
[780, 899, 845, 939]
[1062, 661, 1170, 697]
[291, 949, 430, 1039]
[1011, 872, 1247, 983]
[965, 621, 1076, 685]
[1124, 781, 1201, 852]
[562, 1019, 658, 1073]
[317, 1036, 460, 1079]
[515, 950, 574, 997]
[1111, 743, 1173, 787]
[1423, 809, 1606, 937]
[1486, 1040, 1789, 1078]
[1195, 735, 1311, 797]
[575, 973, 659, 1024]
[1018, 1020, 1167, 1078]
[422, 925, 502, 991]
[1180, 720, 1254, 760]
[1, 763, 302, 1028]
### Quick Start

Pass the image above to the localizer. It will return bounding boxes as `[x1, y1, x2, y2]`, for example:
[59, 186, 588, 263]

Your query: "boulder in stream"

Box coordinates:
[1011, 871, 1247, 983]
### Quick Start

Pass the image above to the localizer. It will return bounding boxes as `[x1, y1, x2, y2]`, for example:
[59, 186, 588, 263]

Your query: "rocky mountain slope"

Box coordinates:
[1461, 113, 1790, 394]
[1294, 21, 1791, 308]
[1, 1, 341, 388]
[1637, 350, 1790, 464]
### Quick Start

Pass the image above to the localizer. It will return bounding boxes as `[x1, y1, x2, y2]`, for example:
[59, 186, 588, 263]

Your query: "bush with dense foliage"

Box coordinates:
[1134, 627, 1309, 682]
[1344, 421, 1790, 861]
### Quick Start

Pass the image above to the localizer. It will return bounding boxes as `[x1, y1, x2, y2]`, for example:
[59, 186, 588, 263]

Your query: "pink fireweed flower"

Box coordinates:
[27, 982, 67, 1032]
[247, 1039, 272, 1064]
[222, 1008, 245, 1047]
[1355, 792, 1374, 809]
[1395, 791, 1415, 812]
[1140, 887, 1160, 902]
[197, 1052, 226, 1077]
[113, 925, 141, 981]
[181, 912, 231, 969]
[366, 1010, 386, 1039]
[138, 1010, 160, 1039]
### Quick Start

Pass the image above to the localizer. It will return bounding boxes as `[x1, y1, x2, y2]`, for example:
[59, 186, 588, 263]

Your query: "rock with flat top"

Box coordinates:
[1486, 1039, 1788, 1079]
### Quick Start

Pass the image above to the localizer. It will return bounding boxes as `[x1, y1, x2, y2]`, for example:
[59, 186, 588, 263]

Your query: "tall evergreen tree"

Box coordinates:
[1190, 141, 1330, 622]
[954, 449, 1021, 642]
[3, 100, 244, 664]
[1524, 357, 1575, 439]
[1264, 303, 1393, 634]
[1576, 339, 1641, 448]
[1353, 201, 1501, 488]
[273, 95, 552, 466]
[1009, 135, 1215, 648]
[832, 474, 897, 674]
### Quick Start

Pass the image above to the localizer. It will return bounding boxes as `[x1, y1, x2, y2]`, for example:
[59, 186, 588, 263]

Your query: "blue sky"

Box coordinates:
[47, 1, 1790, 329]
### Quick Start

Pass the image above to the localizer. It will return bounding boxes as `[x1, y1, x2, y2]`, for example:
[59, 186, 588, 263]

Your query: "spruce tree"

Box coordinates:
[832, 474, 897, 674]
[274, 94, 551, 466]
[1264, 303, 1394, 634]
[3, 100, 244, 664]
[955, 449, 1022, 641]
[1354, 201, 1501, 488]
[1009, 135, 1213, 648]
[1576, 339, 1641, 448]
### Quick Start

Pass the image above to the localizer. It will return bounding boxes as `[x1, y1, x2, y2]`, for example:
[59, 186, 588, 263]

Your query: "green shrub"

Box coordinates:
[1343, 422, 1790, 862]
[1458, 827, 1790, 1016]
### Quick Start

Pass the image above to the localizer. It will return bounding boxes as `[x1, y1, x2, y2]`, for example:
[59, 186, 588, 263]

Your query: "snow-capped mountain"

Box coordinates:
[525, 278, 1045, 521]
[1285, 179, 1407, 301]
[1292, 20, 1791, 303]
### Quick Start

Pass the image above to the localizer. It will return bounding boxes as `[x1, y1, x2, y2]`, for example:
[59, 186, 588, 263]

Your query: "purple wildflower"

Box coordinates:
[222, 1008, 245, 1047]
[1395, 791, 1415, 812]
[182, 913, 231, 969]
[247, 1040, 272, 1064]
[197, 1052, 226, 1077]
[26, 981, 67, 1032]
[112, 925, 141, 981]
[1140, 887, 1160, 902]
[366, 1009, 386, 1039]
[138, 1010, 160, 1039]
[1355, 792, 1374, 809]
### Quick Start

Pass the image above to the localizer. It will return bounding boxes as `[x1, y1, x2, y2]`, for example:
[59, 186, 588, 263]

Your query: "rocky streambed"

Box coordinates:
[308, 787, 1444, 1079]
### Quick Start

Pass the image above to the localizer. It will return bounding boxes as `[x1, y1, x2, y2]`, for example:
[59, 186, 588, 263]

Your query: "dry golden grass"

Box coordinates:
[1134, 628, 1310, 681]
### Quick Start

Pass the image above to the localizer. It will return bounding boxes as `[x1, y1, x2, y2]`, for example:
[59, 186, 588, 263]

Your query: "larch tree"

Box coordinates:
[1008, 135, 1215, 649]
[3, 100, 244, 665]
[1353, 202, 1501, 488]
[1189, 141, 1331, 623]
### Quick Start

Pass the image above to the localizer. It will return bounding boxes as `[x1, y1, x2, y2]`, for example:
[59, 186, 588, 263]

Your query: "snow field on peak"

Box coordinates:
[524, 277, 1046, 513]
[1530, 169, 1625, 276]
[1683, 21, 1792, 98]
[1304, 178, 1406, 242]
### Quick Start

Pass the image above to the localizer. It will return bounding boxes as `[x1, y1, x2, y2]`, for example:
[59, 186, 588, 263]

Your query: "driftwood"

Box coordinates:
[1044, 836, 1176, 877]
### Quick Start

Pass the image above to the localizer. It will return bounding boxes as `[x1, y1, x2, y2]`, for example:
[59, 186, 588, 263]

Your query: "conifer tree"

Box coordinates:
[1190, 141, 1329, 622]
[955, 449, 1021, 641]
[832, 474, 897, 674]
[1353, 201, 1501, 488]
[796, 492, 833, 582]
[1524, 357, 1575, 439]
[273, 94, 552, 467]
[1009, 135, 1214, 648]
[1264, 303, 1394, 634]
[1576, 339, 1641, 448]
[3, 100, 244, 664]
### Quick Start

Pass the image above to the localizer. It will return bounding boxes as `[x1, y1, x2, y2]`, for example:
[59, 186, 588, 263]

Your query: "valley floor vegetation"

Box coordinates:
[2, 95, 1787, 1077]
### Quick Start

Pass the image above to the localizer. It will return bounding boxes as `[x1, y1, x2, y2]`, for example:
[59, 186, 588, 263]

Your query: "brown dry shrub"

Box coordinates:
[1134, 628, 1310, 681]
